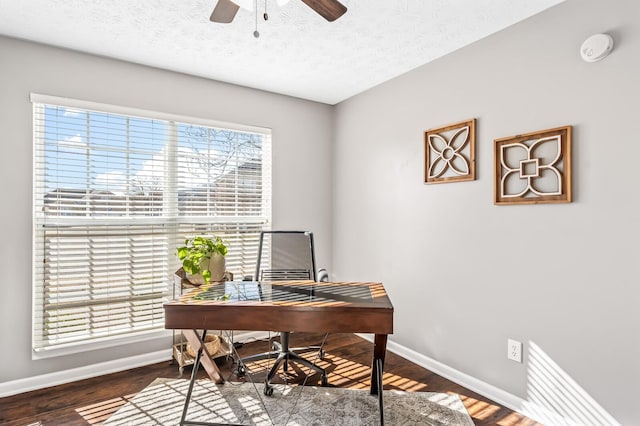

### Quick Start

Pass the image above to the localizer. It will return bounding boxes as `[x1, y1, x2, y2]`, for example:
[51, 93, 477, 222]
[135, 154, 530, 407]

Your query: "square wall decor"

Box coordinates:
[424, 119, 476, 184]
[494, 126, 572, 205]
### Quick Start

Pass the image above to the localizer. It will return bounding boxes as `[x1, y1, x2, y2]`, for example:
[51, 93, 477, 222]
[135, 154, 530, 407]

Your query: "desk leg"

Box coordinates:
[371, 333, 388, 426]
[181, 329, 207, 426]
[182, 329, 224, 384]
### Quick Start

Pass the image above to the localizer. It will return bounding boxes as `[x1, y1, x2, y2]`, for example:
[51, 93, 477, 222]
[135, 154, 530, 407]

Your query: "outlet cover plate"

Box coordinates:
[508, 339, 523, 363]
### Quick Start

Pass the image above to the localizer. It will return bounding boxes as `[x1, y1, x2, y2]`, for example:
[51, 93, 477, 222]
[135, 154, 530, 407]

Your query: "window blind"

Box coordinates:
[32, 94, 271, 352]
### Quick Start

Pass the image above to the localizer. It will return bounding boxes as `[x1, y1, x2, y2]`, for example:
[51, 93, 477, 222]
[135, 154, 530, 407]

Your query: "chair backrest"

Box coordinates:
[256, 231, 317, 282]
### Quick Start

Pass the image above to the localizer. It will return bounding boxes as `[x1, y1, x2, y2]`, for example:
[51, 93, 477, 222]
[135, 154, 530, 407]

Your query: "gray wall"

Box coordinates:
[333, 0, 638, 424]
[0, 36, 333, 382]
[2, 0, 639, 423]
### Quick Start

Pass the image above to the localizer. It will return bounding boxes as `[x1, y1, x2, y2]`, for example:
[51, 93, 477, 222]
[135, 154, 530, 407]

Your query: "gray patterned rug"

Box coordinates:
[104, 378, 474, 425]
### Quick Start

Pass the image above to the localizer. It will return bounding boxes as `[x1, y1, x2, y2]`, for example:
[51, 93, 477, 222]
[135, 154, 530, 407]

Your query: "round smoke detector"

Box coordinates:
[580, 34, 614, 62]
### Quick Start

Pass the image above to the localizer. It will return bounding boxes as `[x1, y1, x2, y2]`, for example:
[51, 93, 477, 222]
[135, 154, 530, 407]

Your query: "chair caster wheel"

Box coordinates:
[264, 384, 274, 396]
[237, 364, 246, 376]
[321, 374, 328, 386]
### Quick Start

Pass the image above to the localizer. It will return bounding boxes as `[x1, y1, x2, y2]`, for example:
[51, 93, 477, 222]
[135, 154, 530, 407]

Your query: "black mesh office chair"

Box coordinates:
[238, 230, 327, 396]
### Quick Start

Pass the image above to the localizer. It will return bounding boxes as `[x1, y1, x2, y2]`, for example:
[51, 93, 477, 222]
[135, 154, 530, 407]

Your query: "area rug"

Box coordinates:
[103, 378, 473, 425]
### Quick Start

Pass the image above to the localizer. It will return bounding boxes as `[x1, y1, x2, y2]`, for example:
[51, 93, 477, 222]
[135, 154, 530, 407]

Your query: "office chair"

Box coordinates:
[238, 230, 328, 396]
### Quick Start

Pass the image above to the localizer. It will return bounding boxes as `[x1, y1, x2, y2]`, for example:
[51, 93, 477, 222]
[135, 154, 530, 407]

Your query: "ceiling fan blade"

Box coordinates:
[300, 0, 347, 22]
[210, 0, 240, 23]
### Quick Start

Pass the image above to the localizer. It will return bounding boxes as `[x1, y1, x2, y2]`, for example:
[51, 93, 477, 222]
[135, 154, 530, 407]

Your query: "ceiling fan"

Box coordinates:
[210, 0, 347, 23]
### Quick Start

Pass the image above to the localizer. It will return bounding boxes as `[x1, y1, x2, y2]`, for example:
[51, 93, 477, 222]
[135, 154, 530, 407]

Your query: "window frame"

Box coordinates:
[31, 93, 272, 358]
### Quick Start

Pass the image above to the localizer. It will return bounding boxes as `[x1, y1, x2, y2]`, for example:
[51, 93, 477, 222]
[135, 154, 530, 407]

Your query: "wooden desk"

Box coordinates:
[164, 280, 394, 425]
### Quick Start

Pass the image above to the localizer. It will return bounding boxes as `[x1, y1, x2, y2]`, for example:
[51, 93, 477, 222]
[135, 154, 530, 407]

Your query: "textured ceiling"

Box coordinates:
[0, 0, 563, 104]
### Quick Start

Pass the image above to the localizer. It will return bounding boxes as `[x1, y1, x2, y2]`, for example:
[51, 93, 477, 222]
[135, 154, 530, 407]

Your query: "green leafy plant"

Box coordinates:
[177, 236, 228, 284]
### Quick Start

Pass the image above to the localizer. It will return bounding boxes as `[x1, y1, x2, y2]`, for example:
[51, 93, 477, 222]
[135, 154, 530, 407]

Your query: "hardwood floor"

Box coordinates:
[0, 333, 540, 425]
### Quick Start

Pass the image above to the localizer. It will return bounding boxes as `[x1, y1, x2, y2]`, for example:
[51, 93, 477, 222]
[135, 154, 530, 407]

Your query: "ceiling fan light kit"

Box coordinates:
[210, 0, 347, 34]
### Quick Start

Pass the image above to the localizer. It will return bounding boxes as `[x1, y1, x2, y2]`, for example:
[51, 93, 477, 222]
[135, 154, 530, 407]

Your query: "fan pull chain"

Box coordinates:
[264, 0, 269, 21]
[253, 0, 260, 38]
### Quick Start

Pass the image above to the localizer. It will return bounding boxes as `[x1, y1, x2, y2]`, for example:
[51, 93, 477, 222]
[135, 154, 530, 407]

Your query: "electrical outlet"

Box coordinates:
[507, 339, 523, 363]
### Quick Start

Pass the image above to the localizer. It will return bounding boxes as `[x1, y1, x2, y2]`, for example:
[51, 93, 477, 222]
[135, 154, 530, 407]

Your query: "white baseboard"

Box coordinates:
[0, 331, 274, 398]
[0, 349, 172, 398]
[356, 334, 575, 426]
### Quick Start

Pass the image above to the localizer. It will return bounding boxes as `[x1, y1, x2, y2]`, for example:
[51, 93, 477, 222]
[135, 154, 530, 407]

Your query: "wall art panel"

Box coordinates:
[424, 119, 476, 184]
[494, 126, 572, 205]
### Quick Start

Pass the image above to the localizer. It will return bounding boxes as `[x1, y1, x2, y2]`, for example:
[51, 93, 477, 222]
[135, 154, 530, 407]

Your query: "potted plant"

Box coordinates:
[177, 236, 228, 285]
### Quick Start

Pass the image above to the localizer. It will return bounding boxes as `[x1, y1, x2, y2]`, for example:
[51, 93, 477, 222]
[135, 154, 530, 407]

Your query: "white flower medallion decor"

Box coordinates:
[424, 119, 476, 184]
[494, 126, 572, 205]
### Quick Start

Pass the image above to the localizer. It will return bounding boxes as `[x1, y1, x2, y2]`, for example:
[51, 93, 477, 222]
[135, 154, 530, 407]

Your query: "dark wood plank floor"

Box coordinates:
[0, 333, 540, 425]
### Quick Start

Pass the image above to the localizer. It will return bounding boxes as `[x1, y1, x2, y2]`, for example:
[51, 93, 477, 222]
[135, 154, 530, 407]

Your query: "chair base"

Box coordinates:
[238, 332, 327, 394]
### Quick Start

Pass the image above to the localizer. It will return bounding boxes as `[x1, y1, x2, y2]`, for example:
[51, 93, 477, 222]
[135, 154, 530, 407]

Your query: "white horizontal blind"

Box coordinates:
[33, 96, 271, 352]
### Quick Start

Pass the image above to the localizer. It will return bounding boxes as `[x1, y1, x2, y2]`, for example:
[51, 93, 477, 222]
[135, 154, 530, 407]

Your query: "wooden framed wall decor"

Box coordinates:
[424, 119, 476, 184]
[494, 126, 572, 205]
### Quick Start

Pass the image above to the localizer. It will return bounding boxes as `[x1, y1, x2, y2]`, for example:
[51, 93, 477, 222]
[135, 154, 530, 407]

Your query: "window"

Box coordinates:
[32, 94, 271, 354]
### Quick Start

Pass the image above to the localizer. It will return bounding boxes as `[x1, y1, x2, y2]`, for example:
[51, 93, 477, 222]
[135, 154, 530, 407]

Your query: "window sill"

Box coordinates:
[32, 329, 172, 360]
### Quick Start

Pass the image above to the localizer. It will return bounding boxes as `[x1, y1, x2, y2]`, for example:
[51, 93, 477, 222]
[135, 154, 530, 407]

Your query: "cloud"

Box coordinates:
[79, 145, 226, 195]
[63, 108, 82, 117]
[132, 146, 223, 190]
[58, 134, 86, 148]
[93, 170, 127, 194]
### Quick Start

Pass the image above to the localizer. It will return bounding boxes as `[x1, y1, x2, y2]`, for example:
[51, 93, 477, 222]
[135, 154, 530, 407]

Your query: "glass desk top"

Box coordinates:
[177, 280, 391, 308]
